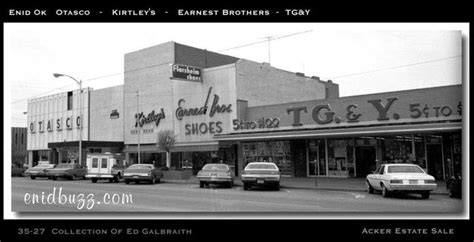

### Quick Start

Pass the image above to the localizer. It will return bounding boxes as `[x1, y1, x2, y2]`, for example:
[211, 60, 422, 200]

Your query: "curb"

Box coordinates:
[162, 179, 449, 195]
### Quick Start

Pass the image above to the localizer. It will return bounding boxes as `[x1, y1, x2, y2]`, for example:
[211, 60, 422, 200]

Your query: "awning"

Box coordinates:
[214, 121, 462, 141]
[48, 141, 124, 149]
[123, 143, 219, 153]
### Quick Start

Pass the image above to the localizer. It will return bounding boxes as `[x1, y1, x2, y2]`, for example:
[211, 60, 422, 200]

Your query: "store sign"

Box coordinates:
[134, 109, 165, 128]
[172, 64, 202, 82]
[110, 109, 120, 119]
[29, 116, 81, 133]
[286, 97, 462, 127]
[232, 117, 280, 131]
[175, 86, 232, 136]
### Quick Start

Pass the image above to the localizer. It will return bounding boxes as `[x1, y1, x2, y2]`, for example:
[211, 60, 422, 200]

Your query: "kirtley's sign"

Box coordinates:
[172, 64, 202, 82]
[131, 109, 165, 135]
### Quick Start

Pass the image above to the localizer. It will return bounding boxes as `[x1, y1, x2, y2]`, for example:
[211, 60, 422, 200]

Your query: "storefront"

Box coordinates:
[216, 85, 463, 180]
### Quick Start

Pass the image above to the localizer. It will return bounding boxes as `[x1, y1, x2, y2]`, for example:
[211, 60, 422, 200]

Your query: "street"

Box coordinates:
[11, 177, 463, 213]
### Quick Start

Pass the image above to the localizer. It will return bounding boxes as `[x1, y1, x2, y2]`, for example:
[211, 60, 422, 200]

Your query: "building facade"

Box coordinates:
[26, 41, 462, 180]
[12, 127, 27, 167]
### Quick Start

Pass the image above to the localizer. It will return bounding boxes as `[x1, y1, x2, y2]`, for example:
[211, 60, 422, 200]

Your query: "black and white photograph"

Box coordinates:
[2, 10, 470, 241]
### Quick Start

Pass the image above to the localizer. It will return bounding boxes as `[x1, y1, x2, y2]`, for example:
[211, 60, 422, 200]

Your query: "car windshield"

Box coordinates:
[56, 163, 73, 168]
[246, 163, 277, 170]
[128, 165, 152, 170]
[387, 165, 424, 173]
[202, 164, 229, 171]
[35, 164, 53, 168]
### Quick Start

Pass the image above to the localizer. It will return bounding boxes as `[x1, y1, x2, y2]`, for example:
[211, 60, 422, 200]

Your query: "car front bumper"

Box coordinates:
[25, 171, 48, 177]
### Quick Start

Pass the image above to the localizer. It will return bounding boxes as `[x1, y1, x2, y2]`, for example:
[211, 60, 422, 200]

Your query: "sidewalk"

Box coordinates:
[162, 176, 448, 195]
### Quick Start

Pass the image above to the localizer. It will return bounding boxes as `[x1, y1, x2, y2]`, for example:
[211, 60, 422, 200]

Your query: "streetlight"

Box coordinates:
[53, 73, 83, 166]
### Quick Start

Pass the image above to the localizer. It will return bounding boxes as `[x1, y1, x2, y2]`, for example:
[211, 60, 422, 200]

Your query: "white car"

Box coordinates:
[241, 162, 281, 191]
[366, 164, 437, 199]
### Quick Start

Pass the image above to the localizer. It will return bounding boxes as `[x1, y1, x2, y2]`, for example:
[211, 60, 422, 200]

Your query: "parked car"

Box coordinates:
[242, 162, 281, 191]
[12, 164, 26, 177]
[446, 174, 462, 198]
[85, 154, 126, 183]
[366, 164, 437, 199]
[25, 162, 56, 179]
[46, 163, 87, 180]
[197, 163, 234, 188]
[123, 164, 163, 184]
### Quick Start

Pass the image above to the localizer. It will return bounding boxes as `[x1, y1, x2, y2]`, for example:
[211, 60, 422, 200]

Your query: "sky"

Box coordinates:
[5, 23, 467, 127]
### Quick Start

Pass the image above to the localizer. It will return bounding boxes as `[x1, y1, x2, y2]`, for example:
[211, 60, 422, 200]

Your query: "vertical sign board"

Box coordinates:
[172, 64, 202, 82]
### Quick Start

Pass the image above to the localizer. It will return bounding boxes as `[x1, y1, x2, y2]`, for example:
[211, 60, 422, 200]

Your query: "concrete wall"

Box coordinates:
[123, 42, 175, 145]
[27, 88, 90, 150]
[243, 85, 462, 132]
[12, 127, 27, 164]
[235, 59, 332, 107]
[89, 85, 124, 141]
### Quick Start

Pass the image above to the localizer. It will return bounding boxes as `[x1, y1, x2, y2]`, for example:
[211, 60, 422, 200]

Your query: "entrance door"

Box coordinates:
[355, 146, 376, 177]
[307, 145, 318, 176]
[426, 144, 443, 179]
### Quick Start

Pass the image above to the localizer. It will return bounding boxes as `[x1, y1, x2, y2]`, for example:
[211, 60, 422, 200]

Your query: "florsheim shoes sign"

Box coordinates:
[171, 64, 202, 82]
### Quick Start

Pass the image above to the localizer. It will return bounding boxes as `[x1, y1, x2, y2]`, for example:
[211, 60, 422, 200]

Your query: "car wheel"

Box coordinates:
[274, 184, 280, 191]
[199, 181, 205, 188]
[91, 178, 97, 183]
[135, 180, 140, 184]
[156, 178, 161, 184]
[52, 177, 57, 180]
[243, 183, 249, 191]
[125, 179, 130, 184]
[381, 184, 390, 198]
[151, 176, 156, 184]
[366, 181, 374, 194]
[109, 178, 114, 183]
[421, 191, 430, 199]
[30, 176, 36, 180]
[114, 176, 119, 183]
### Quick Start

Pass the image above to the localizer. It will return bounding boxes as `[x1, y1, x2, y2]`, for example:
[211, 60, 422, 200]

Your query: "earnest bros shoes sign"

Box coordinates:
[172, 64, 202, 82]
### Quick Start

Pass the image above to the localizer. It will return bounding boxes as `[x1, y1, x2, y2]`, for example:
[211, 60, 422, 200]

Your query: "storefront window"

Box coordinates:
[414, 134, 426, 168]
[381, 136, 413, 164]
[327, 139, 349, 177]
[242, 141, 292, 176]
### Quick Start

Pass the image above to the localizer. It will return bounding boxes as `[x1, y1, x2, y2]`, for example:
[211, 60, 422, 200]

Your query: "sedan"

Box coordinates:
[25, 163, 56, 179]
[46, 163, 87, 180]
[123, 164, 163, 184]
[241, 162, 281, 191]
[197, 163, 234, 188]
[366, 164, 437, 199]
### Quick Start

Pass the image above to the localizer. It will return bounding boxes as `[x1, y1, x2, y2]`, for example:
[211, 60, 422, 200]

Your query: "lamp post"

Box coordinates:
[53, 73, 83, 166]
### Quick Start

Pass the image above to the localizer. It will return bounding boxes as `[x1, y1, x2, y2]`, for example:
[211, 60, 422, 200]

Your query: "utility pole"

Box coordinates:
[136, 90, 141, 164]
[265, 36, 272, 65]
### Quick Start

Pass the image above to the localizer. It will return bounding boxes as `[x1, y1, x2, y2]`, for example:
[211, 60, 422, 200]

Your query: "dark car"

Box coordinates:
[446, 174, 462, 198]
[196, 163, 235, 188]
[25, 162, 56, 179]
[46, 163, 87, 180]
[12, 164, 26, 177]
[123, 164, 163, 184]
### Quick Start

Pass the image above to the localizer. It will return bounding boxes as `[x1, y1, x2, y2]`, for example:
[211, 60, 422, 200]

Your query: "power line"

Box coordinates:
[218, 29, 313, 52]
[329, 55, 462, 79]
